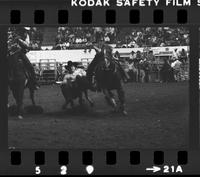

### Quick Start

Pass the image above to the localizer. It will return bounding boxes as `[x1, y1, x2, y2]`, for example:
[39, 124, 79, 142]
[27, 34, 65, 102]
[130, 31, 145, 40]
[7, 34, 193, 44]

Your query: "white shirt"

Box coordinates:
[172, 50, 179, 60]
[63, 68, 86, 83]
[171, 60, 182, 70]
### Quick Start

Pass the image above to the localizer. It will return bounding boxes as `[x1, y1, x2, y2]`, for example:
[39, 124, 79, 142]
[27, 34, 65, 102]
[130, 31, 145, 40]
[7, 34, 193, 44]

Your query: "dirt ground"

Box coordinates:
[8, 82, 189, 149]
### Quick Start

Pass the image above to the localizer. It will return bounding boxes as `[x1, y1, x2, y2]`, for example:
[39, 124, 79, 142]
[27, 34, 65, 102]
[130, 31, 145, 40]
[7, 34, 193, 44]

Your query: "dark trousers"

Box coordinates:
[128, 70, 134, 82]
[144, 70, 149, 83]
[19, 52, 38, 85]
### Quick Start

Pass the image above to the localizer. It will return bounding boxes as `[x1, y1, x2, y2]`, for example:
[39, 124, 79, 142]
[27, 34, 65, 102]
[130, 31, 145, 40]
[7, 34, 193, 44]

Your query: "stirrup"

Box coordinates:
[35, 86, 40, 90]
[33, 83, 40, 90]
[18, 115, 23, 119]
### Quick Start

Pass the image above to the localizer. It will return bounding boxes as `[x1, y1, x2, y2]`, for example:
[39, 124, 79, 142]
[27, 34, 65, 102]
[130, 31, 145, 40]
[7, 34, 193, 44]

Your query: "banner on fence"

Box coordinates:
[26, 46, 189, 63]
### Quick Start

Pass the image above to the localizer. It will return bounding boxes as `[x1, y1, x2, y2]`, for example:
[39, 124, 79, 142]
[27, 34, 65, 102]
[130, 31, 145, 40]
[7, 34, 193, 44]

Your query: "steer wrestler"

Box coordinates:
[62, 61, 86, 87]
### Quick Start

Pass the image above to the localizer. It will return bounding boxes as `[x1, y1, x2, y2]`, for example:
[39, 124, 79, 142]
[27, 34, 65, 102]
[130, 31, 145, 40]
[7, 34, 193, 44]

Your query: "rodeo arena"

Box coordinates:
[8, 27, 189, 149]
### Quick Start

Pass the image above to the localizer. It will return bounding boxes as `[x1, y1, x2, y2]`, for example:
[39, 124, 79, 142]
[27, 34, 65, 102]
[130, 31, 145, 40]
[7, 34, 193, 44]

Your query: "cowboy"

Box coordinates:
[171, 59, 182, 82]
[94, 43, 129, 82]
[62, 61, 86, 86]
[179, 48, 187, 63]
[172, 48, 179, 61]
[8, 27, 39, 90]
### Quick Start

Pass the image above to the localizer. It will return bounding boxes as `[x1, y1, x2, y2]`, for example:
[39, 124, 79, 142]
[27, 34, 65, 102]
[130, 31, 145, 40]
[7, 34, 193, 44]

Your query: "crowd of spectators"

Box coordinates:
[8, 27, 189, 50]
[8, 27, 43, 50]
[28, 27, 43, 50]
[54, 27, 189, 49]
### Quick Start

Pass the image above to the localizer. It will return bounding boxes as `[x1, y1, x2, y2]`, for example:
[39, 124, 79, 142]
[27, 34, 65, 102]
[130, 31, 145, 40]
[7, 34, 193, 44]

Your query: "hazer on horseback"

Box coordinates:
[86, 42, 128, 115]
[8, 27, 40, 119]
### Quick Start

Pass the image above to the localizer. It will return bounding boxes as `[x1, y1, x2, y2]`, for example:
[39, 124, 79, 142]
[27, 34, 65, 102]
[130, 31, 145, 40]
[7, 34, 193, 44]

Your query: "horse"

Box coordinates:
[60, 75, 94, 109]
[87, 48, 127, 115]
[8, 51, 37, 119]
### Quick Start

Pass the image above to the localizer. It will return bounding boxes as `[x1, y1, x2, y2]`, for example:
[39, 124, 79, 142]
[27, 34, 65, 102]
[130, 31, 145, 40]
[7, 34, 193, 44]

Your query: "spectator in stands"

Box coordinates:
[32, 63, 39, 74]
[143, 59, 150, 83]
[54, 27, 189, 50]
[160, 59, 174, 83]
[129, 51, 136, 61]
[179, 48, 188, 63]
[32, 64, 40, 81]
[172, 48, 179, 61]
[127, 59, 135, 82]
[171, 59, 182, 82]
[104, 34, 110, 43]
[123, 59, 131, 82]
[56, 63, 63, 81]
[113, 51, 120, 60]
[135, 51, 142, 66]
[147, 51, 155, 62]
[147, 51, 156, 82]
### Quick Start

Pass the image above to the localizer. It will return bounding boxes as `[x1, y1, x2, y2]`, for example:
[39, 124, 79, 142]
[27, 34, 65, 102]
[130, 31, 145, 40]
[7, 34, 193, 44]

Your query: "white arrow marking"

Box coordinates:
[146, 166, 161, 173]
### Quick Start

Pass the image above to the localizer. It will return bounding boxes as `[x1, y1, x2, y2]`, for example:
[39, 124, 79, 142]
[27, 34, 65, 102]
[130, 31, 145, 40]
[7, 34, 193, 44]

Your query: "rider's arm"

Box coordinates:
[17, 38, 30, 50]
[93, 45, 101, 53]
[113, 55, 119, 60]
[63, 74, 75, 83]
[62, 75, 68, 83]
[79, 69, 86, 76]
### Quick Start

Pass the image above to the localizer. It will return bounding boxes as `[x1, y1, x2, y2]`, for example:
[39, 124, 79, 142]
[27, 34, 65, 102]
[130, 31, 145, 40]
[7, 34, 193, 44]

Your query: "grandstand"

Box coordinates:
[41, 28, 58, 49]
[8, 27, 190, 84]
[54, 27, 189, 49]
[25, 27, 189, 50]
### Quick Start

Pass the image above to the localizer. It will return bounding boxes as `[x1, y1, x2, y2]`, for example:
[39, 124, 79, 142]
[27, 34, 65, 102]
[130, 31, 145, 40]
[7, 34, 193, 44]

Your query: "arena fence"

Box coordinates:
[34, 60, 189, 84]
[34, 59, 57, 84]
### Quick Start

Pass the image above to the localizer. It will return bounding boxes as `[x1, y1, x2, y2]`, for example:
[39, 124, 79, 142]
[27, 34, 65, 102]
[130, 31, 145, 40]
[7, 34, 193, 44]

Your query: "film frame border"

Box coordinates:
[0, 0, 199, 175]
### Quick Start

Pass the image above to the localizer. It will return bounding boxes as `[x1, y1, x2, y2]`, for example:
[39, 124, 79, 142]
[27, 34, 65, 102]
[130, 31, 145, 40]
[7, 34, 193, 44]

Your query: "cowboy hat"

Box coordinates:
[24, 27, 31, 30]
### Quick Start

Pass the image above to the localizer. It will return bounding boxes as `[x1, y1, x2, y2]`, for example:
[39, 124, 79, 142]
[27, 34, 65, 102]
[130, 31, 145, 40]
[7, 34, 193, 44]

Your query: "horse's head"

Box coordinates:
[100, 45, 113, 68]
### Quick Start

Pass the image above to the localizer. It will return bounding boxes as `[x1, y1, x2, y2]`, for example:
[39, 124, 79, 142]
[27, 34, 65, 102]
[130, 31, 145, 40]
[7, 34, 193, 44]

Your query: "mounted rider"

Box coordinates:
[86, 40, 129, 91]
[8, 27, 39, 90]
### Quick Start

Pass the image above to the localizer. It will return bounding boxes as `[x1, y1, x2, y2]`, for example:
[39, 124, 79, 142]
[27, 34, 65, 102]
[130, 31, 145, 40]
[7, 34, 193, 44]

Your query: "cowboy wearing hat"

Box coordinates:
[88, 42, 129, 83]
[8, 27, 39, 90]
[62, 60, 86, 86]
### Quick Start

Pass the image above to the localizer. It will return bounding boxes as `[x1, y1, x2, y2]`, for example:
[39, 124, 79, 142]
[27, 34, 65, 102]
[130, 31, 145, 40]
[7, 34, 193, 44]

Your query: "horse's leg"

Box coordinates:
[141, 70, 145, 83]
[135, 70, 138, 82]
[61, 84, 69, 109]
[84, 90, 94, 107]
[18, 80, 25, 119]
[62, 99, 70, 110]
[116, 85, 127, 115]
[70, 100, 74, 109]
[12, 80, 25, 119]
[7, 86, 11, 108]
[29, 87, 36, 106]
[103, 90, 112, 107]
[103, 89, 117, 111]
[108, 90, 117, 109]
[78, 92, 84, 106]
[137, 70, 139, 82]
